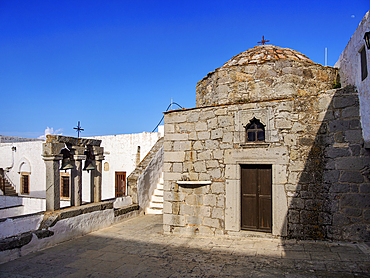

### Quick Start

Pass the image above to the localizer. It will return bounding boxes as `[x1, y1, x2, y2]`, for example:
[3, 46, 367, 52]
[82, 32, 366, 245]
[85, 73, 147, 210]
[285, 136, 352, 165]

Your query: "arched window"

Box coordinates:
[245, 118, 265, 142]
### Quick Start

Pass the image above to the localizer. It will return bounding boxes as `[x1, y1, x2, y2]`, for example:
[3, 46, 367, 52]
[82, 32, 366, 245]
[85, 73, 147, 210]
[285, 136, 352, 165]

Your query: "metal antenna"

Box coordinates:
[73, 121, 84, 138]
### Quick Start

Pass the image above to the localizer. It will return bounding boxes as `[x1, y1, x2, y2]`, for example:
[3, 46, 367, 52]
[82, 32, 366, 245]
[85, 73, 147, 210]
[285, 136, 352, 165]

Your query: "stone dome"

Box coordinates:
[196, 45, 338, 107]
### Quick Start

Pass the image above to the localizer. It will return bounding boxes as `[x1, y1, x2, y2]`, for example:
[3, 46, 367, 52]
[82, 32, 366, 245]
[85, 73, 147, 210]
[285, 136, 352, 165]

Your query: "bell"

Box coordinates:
[83, 159, 95, 172]
[60, 158, 74, 171]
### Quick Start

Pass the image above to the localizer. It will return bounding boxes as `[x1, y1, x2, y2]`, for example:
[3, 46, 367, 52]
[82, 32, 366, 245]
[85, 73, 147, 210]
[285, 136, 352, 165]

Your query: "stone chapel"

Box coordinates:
[162, 44, 370, 241]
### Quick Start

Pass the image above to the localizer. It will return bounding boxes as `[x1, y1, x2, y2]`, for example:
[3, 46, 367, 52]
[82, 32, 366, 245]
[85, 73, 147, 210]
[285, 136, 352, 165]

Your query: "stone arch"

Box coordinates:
[18, 157, 31, 173]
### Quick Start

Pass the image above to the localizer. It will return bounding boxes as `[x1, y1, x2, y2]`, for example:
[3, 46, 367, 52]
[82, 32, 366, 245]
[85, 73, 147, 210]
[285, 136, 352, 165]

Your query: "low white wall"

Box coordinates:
[0, 203, 139, 264]
[137, 147, 163, 212]
[335, 10, 370, 143]
[0, 196, 70, 218]
[0, 213, 44, 240]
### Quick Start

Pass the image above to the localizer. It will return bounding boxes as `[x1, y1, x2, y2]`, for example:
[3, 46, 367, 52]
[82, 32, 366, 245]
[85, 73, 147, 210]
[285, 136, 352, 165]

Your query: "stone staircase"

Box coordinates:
[0, 175, 18, 196]
[146, 173, 164, 215]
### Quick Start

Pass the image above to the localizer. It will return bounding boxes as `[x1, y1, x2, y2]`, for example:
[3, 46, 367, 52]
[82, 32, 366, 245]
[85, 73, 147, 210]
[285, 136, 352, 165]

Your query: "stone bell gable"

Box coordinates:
[163, 44, 370, 241]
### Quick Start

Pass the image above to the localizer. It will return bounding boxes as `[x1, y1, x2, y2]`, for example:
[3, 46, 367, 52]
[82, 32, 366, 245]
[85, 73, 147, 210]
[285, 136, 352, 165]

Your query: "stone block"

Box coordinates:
[341, 194, 370, 209]
[220, 143, 233, 149]
[164, 191, 185, 202]
[195, 121, 208, 131]
[288, 210, 300, 224]
[187, 113, 200, 123]
[165, 133, 189, 141]
[204, 194, 217, 206]
[344, 130, 363, 142]
[323, 170, 340, 183]
[332, 213, 351, 226]
[194, 161, 206, 172]
[193, 141, 204, 150]
[344, 207, 362, 217]
[205, 140, 219, 150]
[165, 113, 187, 124]
[197, 150, 211, 160]
[325, 147, 351, 158]
[207, 118, 218, 129]
[209, 168, 222, 179]
[197, 131, 210, 140]
[218, 116, 233, 127]
[335, 157, 368, 170]
[198, 226, 214, 235]
[164, 172, 182, 181]
[163, 142, 173, 151]
[172, 163, 182, 173]
[213, 150, 224, 160]
[203, 217, 220, 228]
[206, 160, 219, 168]
[196, 206, 211, 217]
[211, 182, 225, 194]
[163, 201, 172, 214]
[180, 203, 195, 215]
[328, 120, 350, 132]
[185, 151, 197, 161]
[342, 107, 360, 118]
[217, 195, 225, 208]
[163, 163, 172, 172]
[189, 172, 199, 181]
[199, 173, 211, 180]
[177, 123, 194, 133]
[212, 207, 223, 219]
[211, 128, 223, 139]
[288, 197, 304, 209]
[360, 183, 370, 193]
[189, 132, 197, 140]
[329, 183, 350, 193]
[276, 118, 293, 129]
[284, 134, 297, 146]
[333, 95, 357, 109]
[186, 216, 202, 225]
[163, 214, 185, 226]
[349, 119, 361, 129]
[340, 171, 364, 183]
[200, 111, 215, 121]
[164, 124, 175, 133]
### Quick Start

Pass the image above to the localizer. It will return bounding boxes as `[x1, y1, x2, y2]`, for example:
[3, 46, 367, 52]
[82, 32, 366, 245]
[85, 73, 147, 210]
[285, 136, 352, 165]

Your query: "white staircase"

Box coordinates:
[145, 174, 164, 214]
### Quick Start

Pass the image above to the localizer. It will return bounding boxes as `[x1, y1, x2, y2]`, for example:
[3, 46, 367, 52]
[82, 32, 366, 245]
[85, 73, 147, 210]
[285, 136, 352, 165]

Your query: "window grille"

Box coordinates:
[245, 118, 265, 142]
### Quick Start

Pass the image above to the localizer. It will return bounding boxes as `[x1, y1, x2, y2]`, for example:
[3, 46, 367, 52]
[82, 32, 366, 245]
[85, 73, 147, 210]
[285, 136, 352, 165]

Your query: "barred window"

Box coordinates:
[360, 47, 368, 81]
[245, 118, 265, 142]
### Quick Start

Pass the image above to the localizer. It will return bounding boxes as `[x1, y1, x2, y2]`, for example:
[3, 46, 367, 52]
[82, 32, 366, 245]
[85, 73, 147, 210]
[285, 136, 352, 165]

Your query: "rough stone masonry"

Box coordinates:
[162, 45, 370, 241]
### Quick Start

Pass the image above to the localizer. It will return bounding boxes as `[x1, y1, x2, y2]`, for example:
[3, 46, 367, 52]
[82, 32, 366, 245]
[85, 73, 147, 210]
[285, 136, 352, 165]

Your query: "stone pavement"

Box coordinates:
[1, 215, 370, 277]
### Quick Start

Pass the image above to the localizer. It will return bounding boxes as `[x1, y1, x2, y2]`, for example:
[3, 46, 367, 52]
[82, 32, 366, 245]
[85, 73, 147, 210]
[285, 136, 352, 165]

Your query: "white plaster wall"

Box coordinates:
[0, 213, 44, 240]
[335, 10, 370, 143]
[0, 141, 45, 198]
[137, 147, 163, 212]
[82, 131, 162, 202]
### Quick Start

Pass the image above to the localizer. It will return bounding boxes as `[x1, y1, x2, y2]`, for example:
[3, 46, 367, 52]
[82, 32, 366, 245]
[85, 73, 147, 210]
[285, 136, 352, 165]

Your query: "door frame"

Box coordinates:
[240, 164, 272, 232]
[115, 171, 126, 197]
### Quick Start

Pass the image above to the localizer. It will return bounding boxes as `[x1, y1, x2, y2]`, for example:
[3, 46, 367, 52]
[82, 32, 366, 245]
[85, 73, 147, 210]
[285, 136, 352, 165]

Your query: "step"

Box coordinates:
[153, 189, 163, 196]
[150, 202, 163, 209]
[158, 177, 164, 184]
[157, 183, 163, 190]
[151, 195, 163, 203]
[146, 208, 163, 215]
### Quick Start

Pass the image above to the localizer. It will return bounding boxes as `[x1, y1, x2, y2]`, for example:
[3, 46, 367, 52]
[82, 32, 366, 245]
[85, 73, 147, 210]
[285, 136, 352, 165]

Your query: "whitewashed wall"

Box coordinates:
[335, 10, 370, 144]
[0, 141, 45, 198]
[82, 128, 163, 202]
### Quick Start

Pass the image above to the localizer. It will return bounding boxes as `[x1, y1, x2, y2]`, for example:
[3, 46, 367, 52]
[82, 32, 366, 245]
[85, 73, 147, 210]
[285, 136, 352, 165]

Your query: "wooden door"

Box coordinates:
[241, 164, 272, 232]
[115, 172, 126, 197]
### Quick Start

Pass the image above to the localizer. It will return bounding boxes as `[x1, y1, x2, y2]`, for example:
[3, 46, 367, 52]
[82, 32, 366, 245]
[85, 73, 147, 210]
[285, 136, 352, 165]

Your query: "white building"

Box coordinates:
[0, 128, 163, 217]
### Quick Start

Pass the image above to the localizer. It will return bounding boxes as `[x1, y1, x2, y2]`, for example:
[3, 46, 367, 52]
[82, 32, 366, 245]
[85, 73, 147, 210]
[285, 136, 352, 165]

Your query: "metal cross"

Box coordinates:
[258, 36, 270, 45]
[73, 121, 84, 138]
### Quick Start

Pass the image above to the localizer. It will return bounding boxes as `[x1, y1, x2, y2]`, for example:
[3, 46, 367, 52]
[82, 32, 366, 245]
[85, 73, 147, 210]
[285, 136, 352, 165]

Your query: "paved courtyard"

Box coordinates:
[1, 214, 370, 277]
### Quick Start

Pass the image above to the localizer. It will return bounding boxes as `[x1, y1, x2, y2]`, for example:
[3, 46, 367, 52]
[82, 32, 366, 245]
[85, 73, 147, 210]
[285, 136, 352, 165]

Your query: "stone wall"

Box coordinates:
[163, 86, 370, 241]
[335, 10, 370, 144]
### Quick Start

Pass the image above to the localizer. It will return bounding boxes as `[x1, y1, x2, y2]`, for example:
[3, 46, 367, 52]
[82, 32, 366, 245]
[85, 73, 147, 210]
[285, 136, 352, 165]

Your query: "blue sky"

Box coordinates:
[0, 1, 368, 138]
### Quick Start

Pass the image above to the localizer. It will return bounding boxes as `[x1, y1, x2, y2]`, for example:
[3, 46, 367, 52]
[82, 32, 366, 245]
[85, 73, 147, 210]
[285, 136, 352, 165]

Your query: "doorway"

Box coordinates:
[241, 164, 272, 232]
[115, 172, 126, 197]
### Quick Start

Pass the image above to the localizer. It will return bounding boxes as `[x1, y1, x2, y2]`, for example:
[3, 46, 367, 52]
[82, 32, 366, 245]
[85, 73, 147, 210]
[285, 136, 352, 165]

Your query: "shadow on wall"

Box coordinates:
[287, 86, 370, 241]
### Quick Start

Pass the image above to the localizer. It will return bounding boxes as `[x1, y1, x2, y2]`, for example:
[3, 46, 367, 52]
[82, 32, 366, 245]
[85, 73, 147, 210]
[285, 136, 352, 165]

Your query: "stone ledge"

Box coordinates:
[177, 181, 212, 188]
[240, 143, 270, 148]
[114, 204, 139, 217]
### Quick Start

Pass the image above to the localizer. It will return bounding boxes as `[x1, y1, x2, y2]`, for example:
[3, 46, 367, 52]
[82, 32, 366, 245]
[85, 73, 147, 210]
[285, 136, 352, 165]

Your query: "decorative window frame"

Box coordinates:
[60, 172, 70, 199]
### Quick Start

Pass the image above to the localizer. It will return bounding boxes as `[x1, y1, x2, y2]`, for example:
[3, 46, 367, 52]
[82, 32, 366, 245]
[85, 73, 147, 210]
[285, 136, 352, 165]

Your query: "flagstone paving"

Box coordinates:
[1, 215, 370, 277]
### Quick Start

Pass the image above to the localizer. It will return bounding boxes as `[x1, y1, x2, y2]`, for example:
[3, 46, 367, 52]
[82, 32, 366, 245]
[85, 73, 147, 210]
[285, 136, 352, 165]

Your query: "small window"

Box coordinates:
[245, 118, 265, 142]
[21, 173, 30, 194]
[360, 47, 368, 81]
[60, 173, 70, 199]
